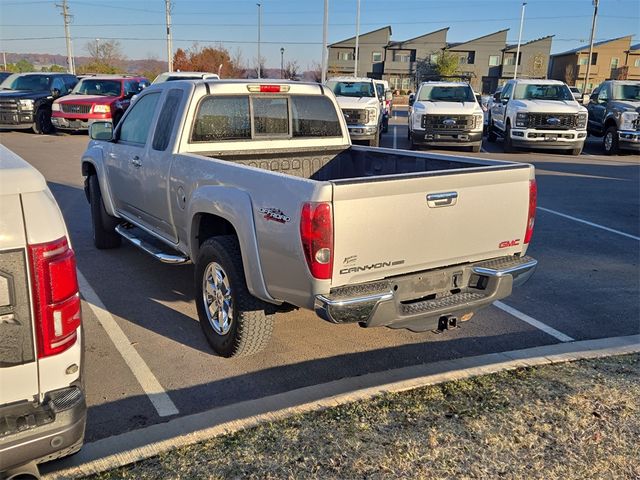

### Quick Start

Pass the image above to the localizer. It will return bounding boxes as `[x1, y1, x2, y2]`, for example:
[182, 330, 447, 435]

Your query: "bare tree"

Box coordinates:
[308, 61, 322, 82]
[80, 39, 126, 73]
[564, 64, 576, 85]
[283, 60, 299, 80]
[525, 52, 546, 78]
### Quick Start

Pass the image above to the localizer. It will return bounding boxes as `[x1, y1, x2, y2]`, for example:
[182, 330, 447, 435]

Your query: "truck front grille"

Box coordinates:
[525, 113, 577, 130]
[342, 108, 369, 125]
[60, 104, 92, 114]
[0, 99, 18, 113]
[632, 117, 640, 131]
[421, 114, 473, 130]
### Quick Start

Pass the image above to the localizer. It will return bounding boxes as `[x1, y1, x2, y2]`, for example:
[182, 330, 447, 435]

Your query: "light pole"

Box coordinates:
[321, 0, 329, 83]
[354, 0, 360, 77]
[513, 1, 526, 79]
[584, 0, 599, 93]
[256, 3, 262, 79]
[280, 47, 285, 79]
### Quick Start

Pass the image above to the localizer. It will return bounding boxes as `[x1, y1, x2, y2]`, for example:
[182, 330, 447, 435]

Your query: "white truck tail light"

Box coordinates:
[524, 179, 537, 244]
[28, 237, 81, 358]
[247, 84, 291, 93]
[300, 202, 333, 280]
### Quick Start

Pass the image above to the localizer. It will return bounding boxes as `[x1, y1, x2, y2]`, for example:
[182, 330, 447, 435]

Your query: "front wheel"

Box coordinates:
[503, 123, 514, 153]
[89, 175, 121, 249]
[603, 126, 619, 155]
[195, 236, 273, 358]
[369, 135, 379, 147]
[568, 146, 583, 156]
[32, 108, 53, 134]
[470, 144, 481, 153]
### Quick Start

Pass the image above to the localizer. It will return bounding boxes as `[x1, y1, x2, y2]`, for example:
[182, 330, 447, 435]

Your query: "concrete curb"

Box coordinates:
[42, 334, 640, 479]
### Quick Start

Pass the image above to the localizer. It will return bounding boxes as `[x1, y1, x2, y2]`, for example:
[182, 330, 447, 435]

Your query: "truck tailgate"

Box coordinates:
[331, 164, 533, 287]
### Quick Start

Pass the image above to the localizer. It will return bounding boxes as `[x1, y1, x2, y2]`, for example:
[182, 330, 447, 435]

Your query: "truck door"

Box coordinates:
[105, 91, 161, 225]
[492, 82, 512, 131]
[587, 85, 608, 134]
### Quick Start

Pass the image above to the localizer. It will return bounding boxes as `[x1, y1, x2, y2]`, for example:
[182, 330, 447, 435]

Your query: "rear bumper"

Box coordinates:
[618, 130, 640, 151]
[412, 128, 482, 147]
[0, 386, 86, 472]
[315, 255, 537, 332]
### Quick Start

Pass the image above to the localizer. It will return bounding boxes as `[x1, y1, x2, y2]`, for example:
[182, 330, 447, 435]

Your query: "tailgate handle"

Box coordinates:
[427, 192, 458, 208]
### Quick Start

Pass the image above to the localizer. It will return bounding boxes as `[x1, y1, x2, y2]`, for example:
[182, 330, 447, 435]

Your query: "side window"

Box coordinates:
[501, 83, 513, 101]
[291, 96, 341, 137]
[192, 96, 250, 142]
[124, 80, 140, 94]
[63, 76, 77, 93]
[153, 89, 184, 151]
[119, 92, 161, 145]
[51, 77, 65, 92]
[598, 85, 609, 102]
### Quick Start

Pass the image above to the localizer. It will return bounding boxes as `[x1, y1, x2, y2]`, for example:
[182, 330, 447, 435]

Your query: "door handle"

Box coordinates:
[131, 156, 142, 168]
[427, 191, 458, 208]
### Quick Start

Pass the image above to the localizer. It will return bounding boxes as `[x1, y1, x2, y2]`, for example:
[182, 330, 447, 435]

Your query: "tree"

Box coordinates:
[525, 52, 546, 78]
[41, 64, 66, 72]
[79, 39, 126, 73]
[173, 43, 244, 78]
[6, 59, 35, 73]
[433, 51, 461, 78]
[282, 60, 299, 80]
[308, 61, 322, 82]
[564, 64, 576, 85]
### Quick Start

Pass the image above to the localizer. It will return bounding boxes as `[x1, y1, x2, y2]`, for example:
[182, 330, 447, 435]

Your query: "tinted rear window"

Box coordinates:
[191, 94, 342, 142]
[153, 89, 184, 151]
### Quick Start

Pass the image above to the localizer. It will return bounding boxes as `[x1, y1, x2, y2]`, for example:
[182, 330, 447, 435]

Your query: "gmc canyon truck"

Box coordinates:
[586, 80, 640, 155]
[408, 81, 484, 152]
[81, 79, 538, 358]
[488, 79, 588, 155]
[0, 145, 86, 478]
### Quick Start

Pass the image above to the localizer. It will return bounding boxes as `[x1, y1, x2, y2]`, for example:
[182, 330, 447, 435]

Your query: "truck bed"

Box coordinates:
[202, 145, 506, 182]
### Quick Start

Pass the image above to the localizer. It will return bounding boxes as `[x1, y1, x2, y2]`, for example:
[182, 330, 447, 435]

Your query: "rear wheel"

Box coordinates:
[195, 236, 273, 358]
[89, 175, 121, 249]
[32, 108, 53, 134]
[603, 126, 619, 155]
[503, 122, 514, 153]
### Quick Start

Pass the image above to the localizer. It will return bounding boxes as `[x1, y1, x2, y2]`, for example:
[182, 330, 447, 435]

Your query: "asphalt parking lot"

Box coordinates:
[1, 108, 638, 454]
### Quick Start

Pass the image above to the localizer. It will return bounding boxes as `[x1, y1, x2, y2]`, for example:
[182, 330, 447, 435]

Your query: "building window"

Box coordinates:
[610, 57, 619, 68]
[401, 77, 412, 90]
[457, 51, 475, 65]
[489, 55, 500, 66]
[429, 53, 439, 64]
[590, 53, 598, 65]
[576, 82, 584, 90]
[635, 58, 640, 67]
[578, 56, 588, 66]
[372, 52, 382, 62]
[394, 51, 411, 62]
[504, 54, 515, 66]
[337, 51, 354, 61]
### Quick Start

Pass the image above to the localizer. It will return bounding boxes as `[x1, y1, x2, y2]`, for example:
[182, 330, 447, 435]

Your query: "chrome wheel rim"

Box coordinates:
[604, 132, 613, 151]
[202, 262, 233, 335]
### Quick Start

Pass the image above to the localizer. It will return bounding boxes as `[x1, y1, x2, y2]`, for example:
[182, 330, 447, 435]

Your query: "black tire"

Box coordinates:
[487, 122, 497, 142]
[89, 175, 122, 249]
[503, 122, 514, 153]
[32, 108, 53, 134]
[369, 135, 379, 147]
[470, 144, 481, 153]
[195, 236, 273, 358]
[603, 125, 619, 155]
[382, 118, 389, 134]
[568, 146, 583, 156]
[407, 125, 411, 140]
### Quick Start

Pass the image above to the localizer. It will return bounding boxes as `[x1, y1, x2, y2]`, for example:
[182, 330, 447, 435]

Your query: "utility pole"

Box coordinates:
[354, 0, 360, 77]
[321, 0, 329, 83]
[56, 0, 75, 74]
[165, 0, 173, 72]
[513, 1, 526, 79]
[584, 0, 599, 93]
[257, 3, 262, 79]
[2, 52, 6, 71]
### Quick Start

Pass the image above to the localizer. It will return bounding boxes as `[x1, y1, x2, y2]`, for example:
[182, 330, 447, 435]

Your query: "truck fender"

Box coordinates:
[188, 185, 278, 304]
[81, 146, 119, 218]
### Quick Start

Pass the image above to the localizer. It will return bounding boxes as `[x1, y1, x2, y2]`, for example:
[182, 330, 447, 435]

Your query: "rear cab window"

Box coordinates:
[191, 94, 342, 143]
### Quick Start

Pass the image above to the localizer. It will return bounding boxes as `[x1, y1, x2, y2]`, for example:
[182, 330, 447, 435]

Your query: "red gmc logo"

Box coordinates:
[499, 239, 521, 248]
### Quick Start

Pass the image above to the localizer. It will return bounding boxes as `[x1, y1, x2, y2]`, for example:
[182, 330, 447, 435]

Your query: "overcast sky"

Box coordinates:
[0, 0, 638, 69]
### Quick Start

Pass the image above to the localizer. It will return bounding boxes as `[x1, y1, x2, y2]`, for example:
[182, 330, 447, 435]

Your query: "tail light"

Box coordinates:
[524, 179, 537, 244]
[28, 237, 81, 358]
[246, 84, 291, 93]
[300, 202, 333, 280]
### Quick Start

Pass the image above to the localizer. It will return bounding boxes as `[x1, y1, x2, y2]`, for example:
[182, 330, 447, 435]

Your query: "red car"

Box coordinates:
[51, 75, 149, 131]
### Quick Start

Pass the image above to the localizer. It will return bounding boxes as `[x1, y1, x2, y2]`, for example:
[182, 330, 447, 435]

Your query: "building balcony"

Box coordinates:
[576, 64, 600, 76]
[383, 60, 416, 73]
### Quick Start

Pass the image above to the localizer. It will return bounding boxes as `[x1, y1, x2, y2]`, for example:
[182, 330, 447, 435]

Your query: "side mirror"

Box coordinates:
[124, 91, 136, 99]
[408, 93, 415, 106]
[501, 97, 509, 104]
[493, 92, 501, 102]
[385, 91, 393, 101]
[51, 88, 61, 98]
[89, 121, 113, 141]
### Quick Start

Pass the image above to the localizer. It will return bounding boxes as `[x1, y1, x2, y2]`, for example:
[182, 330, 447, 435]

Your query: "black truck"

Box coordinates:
[587, 80, 640, 155]
[0, 72, 77, 134]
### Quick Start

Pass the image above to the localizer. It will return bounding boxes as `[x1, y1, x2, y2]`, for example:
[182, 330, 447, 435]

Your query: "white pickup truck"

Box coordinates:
[81, 79, 538, 358]
[488, 79, 588, 155]
[0, 145, 85, 477]
[408, 81, 485, 152]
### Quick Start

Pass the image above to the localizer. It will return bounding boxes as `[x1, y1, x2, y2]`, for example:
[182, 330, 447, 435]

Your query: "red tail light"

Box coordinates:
[28, 237, 81, 358]
[524, 179, 537, 244]
[300, 202, 333, 280]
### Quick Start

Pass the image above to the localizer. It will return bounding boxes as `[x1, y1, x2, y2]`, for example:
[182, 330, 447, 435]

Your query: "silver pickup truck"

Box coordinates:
[82, 80, 538, 358]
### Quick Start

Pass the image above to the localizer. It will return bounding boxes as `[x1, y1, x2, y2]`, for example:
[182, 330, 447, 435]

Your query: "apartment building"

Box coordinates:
[549, 35, 636, 92]
[327, 27, 553, 94]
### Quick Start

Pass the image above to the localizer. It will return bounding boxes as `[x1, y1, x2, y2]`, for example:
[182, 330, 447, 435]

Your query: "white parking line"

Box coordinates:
[393, 126, 397, 149]
[494, 301, 575, 342]
[538, 207, 640, 241]
[77, 271, 179, 417]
